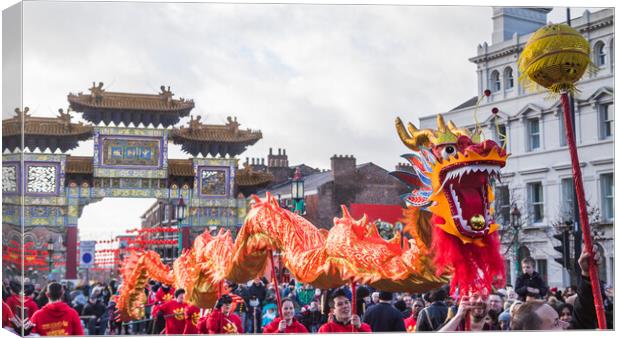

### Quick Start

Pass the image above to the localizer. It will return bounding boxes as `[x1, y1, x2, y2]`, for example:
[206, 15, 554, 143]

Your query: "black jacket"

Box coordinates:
[415, 301, 449, 331]
[570, 275, 613, 329]
[515, 271, 548, 300]
[362, 302, 406, 332]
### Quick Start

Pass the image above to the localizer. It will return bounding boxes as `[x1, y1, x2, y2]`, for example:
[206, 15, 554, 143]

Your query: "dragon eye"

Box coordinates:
[441, 145, 457, 160]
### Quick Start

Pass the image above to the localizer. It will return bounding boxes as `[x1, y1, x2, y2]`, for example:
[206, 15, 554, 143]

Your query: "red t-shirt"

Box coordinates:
[203, 308, 243, 334]
[404, 315, 417, 332]
[30, 301, 84, 336]
[2, 301, 13, 328]
[6, 294, 39, 319]
[158, 300, 187, 334]
[152, 287, 175, 319]
[263, 317, 309, 333]
[183, 304, 201, 334]
[318, 319, 372, 333]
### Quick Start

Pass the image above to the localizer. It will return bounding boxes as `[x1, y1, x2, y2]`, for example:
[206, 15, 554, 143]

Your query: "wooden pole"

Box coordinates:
[560, 92, 607, 329]
[269, 251, 283, 318]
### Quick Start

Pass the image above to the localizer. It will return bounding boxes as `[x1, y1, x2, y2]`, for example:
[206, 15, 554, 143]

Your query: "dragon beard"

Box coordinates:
[431, 221, 505, 297]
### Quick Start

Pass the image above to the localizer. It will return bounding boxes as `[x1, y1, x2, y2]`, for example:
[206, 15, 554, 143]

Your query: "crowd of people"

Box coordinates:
[1, 246, 613, 335]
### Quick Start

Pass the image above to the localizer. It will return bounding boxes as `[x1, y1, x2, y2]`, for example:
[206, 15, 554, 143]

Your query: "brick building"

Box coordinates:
[259, 154, 410, 229]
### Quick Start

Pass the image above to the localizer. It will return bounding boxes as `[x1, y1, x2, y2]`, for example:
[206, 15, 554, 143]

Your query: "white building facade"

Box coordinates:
[420, 8, 614, 288]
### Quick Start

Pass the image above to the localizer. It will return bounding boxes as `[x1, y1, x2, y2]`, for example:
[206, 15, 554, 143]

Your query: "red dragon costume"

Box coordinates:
[115, 114, 507, 321]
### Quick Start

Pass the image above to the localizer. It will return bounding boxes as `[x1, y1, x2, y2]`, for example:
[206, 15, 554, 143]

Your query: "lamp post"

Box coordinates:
[175, 197, 186, 255]
[47, 238, 54, 279]
[291, 168, 305, 214]
[510, 206, 522, 278]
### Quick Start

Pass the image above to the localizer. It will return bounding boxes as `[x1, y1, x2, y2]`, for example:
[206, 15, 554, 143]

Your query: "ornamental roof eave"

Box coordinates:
[67, 84, 195, 115]
[2, 109, 94, 138]
[235, 168, 274, 187]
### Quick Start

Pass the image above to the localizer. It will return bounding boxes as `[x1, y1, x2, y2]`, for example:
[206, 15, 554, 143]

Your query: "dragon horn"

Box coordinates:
[436, 114, 448, 132]
[448, 120, 470, 138]
[395, 117, 433, 151]
[340, 205, 351, 219]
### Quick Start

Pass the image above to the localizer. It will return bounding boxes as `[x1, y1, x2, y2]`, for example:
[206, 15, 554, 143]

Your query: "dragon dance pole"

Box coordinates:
[560, 92, 606, 329]
[269, 251, 284, 318]
[350, 281, 357, 316]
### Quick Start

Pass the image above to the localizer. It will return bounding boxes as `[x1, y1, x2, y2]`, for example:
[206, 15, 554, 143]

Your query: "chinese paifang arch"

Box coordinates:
[116, 114, 508, 321]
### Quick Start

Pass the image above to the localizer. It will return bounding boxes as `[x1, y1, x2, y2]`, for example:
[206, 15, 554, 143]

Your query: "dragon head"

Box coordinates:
[393, 114, 508, 245]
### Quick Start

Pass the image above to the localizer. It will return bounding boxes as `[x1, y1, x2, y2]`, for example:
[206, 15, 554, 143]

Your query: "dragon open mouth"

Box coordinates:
[440, 161, 503, 237]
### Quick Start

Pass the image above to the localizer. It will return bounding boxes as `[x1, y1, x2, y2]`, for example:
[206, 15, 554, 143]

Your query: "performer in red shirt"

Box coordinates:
[155, 283, 176, 304]
[318, 289, 372, 333]
[6, 284, 39, 320]
[183, 303, 201, 334]
[30, 282, 84, 336]
[200, 294, 244, 334]
[263, 298, 309, 333]
[404, 298, 425, 332]
[158, 288, 188, 335]
[2, 301, 14, 329]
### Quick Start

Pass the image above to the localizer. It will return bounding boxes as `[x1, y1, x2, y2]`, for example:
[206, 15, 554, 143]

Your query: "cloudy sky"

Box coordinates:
[2, 1, 605, 240]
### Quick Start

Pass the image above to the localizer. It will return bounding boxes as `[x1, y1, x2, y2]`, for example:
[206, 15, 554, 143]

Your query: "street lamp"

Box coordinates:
[47, 238, 54, 279]
[510, 206, 522, 277]
[291, 168, 305, 214]
[175, 197, 186, 254]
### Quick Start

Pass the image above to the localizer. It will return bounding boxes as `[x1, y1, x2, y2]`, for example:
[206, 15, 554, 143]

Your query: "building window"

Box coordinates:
[493, 122, 507, 148]
[490, 70, 501, 92]
[536, 259, 548, 283]
[561, 177, 574, 219]
[527, 118, 540, 151]
[594, 41, 606, 66]
[504, 67, 514, 89]
[527, 182, 544, 223]
[599, 103, 614, 139]
[601, 173, 613, 221]
[559, 113, 567, 147]
[495, 185, 510, 226]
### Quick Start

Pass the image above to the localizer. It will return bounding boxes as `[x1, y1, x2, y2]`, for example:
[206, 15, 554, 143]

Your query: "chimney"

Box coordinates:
[395, 162, 415, 173]
[491, 7, 551, 44]
[330, 154, 356, 177]
[269, 147, 273, 155]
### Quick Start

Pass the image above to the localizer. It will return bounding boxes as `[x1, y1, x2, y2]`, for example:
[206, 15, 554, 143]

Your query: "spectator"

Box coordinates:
[401, 295, 413, 318]
[71, 288, 88, 315]
[82, 295, 107, 335]
[262, 298, 308, 333]
[498, 310, 511, 330]
[249, 279, 267, 304]
[557, 303, 573, 328]
[298, 284, 315, 307]
[439, 294, 492, 331]
[415, 286, 449, 331]
[404, 298, 425, 332]
[515, 257, 548, 301]
[362, 291, 405, 332]
[200, 294, 243, 334]
[369, 292, 380, 307]
[245, 294, 263, 333]
[354, 285, 370, 316]
[512, 245, 611, 330]
[261, 303, 278, 328]
[511, 300, 569, 330]
[30, 282, 84, 336]
[488, 292, 504, 313]
[299, 301, 323, 333]
[318, 288, 371, 333]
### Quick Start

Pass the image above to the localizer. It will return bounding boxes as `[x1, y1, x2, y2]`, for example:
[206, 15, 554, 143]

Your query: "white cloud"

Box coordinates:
[3, 1, 608, 239]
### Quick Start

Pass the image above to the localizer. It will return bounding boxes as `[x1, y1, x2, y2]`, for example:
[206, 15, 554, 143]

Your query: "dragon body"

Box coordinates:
[116, 114, 507, 321]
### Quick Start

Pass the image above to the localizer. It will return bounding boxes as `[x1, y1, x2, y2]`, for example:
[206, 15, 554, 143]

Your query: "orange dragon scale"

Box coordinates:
[116, 114, 507, 320]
